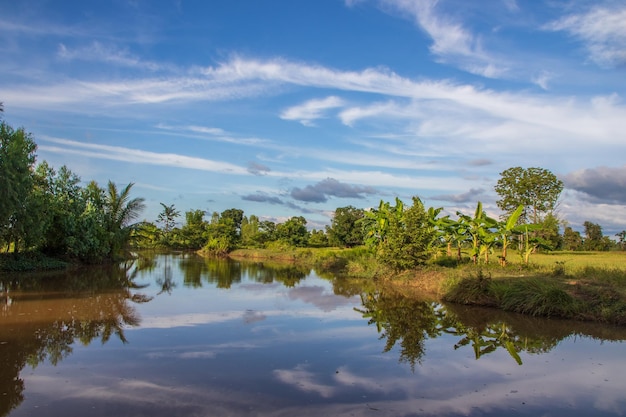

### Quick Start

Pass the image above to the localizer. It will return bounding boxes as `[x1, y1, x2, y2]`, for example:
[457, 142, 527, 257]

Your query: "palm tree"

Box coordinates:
[105, 181, 145, 259]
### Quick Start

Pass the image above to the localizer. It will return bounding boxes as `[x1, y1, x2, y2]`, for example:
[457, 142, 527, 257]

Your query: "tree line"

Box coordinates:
[1, 117, 144, 261]
[141, 166, 623, 269]
[1, 114, 623, 266]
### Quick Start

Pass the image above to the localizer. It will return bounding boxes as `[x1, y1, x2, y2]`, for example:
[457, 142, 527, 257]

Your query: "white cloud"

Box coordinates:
[38, 136, 250, 175]
[546, 5, 626, 67]
[531, 70, 554, 90]
[6, 56, 625, 150]
[57, 42, 166, 71]
[378, 0, 508, 78]
[280, 96, 345, 126]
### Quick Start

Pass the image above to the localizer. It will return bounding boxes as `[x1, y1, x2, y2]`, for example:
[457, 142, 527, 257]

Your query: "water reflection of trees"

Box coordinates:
[356, 289, 626, 370]
[178, 254, 310, 289]
[0, 260, 151, 417]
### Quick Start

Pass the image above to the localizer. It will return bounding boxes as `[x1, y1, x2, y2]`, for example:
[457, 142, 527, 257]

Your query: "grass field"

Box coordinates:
[230, 247, 626, 325]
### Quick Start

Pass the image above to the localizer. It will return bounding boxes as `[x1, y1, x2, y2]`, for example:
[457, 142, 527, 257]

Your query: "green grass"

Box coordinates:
[225, 247, 626, 324]
[0, 252, 69, 272]
[526, 250, 626, 273]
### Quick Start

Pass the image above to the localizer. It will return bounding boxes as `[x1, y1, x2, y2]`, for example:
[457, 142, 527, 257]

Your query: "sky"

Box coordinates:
[1, 0, 625, 235]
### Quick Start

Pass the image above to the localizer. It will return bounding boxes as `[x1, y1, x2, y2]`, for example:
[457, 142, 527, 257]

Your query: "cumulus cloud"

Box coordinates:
[290, 178, 378, 203]
[545, 4, 626, 67]
[562, 165, 626, 204]
[280, 96, 345, 126]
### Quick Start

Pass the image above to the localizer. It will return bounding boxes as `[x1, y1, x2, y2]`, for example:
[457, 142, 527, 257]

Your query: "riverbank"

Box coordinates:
[229, 247, 626, 326]
[0, 252, 69, 272]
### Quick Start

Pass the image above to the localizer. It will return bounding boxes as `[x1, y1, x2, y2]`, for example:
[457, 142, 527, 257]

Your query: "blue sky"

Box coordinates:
[1, 0, 625, 234]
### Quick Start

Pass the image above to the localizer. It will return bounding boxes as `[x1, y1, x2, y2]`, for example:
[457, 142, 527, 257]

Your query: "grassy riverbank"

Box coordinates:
[229, 247, 626, 325]
[0, 252, 69, 272]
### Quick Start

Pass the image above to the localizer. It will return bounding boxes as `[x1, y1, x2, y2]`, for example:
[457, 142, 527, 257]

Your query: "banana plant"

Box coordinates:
[456, 202, 497, 264]
[426, 206, 447, 257]
[519, 224, 551, 264]
[495, 205, 524, 266]
[360, 198, 404, 252]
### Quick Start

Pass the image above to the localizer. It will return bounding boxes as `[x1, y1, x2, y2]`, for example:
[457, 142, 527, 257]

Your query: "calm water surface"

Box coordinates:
[1, 252, 625, 417]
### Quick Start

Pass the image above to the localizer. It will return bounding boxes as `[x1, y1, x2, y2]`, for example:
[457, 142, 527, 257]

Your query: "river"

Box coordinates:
[1, 251, 625, 416]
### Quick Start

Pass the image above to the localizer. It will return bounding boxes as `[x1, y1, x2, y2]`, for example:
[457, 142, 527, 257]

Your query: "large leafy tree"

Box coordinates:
[373, 197, 434, 270]
[0, 122, 37, 252]
[178, 209, 207, 249]
[494, 167, 563, 224]
[562, 226, 583, 251]
[276, 216, 309, 247]
[327, 205, 364, 247]
[583, 221, 611, 251]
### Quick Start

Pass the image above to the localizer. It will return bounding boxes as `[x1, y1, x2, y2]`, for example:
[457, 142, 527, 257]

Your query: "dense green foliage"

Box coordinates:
[0, 121, 144, 265]
[494, 166, 563, 223]
[326, 206, 364, 247]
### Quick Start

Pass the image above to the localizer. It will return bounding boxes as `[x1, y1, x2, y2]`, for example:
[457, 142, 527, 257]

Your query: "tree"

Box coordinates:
[240, 215, 261, 247]
[538, 212, 562, 250]
[327, 206, 364, 247]
[105, 181, 145, 258]
[178, 209, 207, 249]
[583, 221, 611, 251]
[39, 166, 110, 260]
[616, 231, 626, 251]
[494, 167, 563, 224]
[276, 216, 309, 247]
[562, 226, 583, 251]
[309, 229, 329, 247]
[361, 197, 437, 267]
[0, 122, 37, 252]
[221, 208, 244, 237]
[157, 203, 180, 234]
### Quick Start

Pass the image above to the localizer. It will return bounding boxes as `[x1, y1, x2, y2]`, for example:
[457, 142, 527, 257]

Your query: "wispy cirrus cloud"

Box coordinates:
[280, 96, 345, 126]
[378, 0, 508, 78]
[6, 56, 626, 149]
[58, 42, 168, 72]
[545, 4, 626, 67]
[155, 123, 268, 145]
[38, 136, 249, 174]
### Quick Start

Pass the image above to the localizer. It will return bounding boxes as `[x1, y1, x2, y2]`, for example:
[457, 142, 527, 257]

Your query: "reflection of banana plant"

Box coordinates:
[355, 290, 570, 367]
[450, 322, 522, 365]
